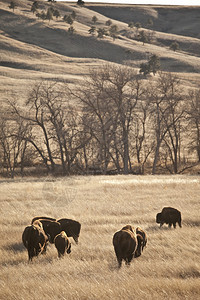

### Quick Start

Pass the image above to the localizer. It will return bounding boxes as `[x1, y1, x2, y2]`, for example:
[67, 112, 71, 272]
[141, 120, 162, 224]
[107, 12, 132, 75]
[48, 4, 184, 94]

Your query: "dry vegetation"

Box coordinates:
[1, 175, 200, 299]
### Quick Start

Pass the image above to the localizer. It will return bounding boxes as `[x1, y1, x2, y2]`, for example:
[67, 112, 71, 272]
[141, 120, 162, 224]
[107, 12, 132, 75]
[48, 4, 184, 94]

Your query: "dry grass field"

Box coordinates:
[0, 175, 200, 299]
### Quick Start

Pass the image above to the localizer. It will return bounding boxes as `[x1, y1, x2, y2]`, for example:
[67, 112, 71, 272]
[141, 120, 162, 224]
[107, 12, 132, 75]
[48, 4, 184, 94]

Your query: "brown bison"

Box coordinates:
[31, 216, 56, 224]
[22, 224, 48, 261]
[57, 218, 81, 244]
[54, 231, 71, 258]
[136, 227, 147, 251]
[113, 225, 143, 268]
[156, 207, 182, 228]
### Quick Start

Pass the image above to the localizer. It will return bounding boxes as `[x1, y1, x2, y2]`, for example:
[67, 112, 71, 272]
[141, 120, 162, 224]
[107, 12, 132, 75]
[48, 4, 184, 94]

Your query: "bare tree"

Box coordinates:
[187, 89, 200, 162]
[69, 64, 143, 174]
[148, 73, 184, 174]
[0, 110, 28, 178]
[11, 81, 89, 175]
[131, 97, 153, 174]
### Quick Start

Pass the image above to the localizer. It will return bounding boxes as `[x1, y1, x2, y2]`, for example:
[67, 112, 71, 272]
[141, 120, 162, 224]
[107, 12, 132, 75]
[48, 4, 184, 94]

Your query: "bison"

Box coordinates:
[22, 224, 48, 261]
[156, 207, 182, 228]
[54, 231, 71, 258]
[136, 227, 147, 251]
[57, 218, 81, 244]
[113, 225, 143, 268]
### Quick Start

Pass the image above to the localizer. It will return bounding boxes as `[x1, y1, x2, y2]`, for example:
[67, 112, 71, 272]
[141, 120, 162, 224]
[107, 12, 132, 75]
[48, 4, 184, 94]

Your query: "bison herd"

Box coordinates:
[22, 216, 81, 261]
[22, 207, 182, 267]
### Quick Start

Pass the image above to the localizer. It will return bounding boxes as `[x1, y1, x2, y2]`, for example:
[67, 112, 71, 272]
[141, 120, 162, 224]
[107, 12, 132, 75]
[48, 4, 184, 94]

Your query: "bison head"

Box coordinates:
[67, 243, 71, 254]
[156, 213, 162, 224]
[135, 234, 143, 258]
[46, 221, 62, 243]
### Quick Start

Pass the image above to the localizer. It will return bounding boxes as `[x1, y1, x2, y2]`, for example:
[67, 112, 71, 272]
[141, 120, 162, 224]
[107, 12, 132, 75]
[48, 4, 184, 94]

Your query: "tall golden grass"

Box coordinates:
[0, 175, 200, 299]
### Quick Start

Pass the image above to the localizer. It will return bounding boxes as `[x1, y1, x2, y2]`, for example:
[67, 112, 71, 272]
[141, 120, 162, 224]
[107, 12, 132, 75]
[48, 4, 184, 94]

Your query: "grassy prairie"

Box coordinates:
[0, 175, 200, 299]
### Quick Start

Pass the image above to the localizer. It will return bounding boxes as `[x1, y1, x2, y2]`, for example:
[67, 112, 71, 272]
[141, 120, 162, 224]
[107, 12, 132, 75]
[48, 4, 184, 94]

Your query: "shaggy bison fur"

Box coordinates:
[57, 218, 81, 244]
[113, 225, 143, 268]
[22, 224, 48, 261]
[156, 207, 182, 228]
[54, 231, 71, 258]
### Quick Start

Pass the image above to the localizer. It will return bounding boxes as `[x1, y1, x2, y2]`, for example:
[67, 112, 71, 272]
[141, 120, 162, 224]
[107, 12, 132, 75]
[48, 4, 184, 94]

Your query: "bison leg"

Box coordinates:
[160, 223, 163, 228]
[178, 221, 182, 228]
[126, 254, 133, 265]
[168, 223, 172, 228]
[117, 258, 122, 268]
[173, 223, 176, 228]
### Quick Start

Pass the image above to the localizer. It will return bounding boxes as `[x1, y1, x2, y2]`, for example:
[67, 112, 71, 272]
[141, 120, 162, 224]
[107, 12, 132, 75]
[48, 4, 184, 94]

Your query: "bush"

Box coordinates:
[170, 41, 180, 52]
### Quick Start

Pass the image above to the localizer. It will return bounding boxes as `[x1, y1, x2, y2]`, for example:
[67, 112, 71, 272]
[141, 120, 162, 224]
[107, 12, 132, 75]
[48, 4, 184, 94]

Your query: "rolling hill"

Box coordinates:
[0, 0, 200, 102]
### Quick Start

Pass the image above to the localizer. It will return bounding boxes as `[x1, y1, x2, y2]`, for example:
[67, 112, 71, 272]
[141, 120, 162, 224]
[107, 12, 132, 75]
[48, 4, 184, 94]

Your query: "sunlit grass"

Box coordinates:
[0, 175, 200, 299]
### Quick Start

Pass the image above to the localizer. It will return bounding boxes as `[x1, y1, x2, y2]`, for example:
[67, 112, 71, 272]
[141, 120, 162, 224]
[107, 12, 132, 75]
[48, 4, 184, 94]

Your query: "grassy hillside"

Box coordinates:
[0, 175, 200, 299]
[0, 0, 200, 102]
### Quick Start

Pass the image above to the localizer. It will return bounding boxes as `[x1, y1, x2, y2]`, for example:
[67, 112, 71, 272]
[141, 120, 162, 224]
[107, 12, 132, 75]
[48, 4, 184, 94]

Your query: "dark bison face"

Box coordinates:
[46, 222, 61, 243]
[67, 243, 71, 254]
[135, 234, 143, 258]
[156, 213, 162, 224]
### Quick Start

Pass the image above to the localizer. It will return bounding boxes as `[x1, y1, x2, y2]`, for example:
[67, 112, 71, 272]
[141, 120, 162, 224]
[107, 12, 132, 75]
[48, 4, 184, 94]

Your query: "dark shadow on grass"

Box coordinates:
[183, 220, 200, 227]
[3, 242, 25, 252]
[179, 269, 200, 279]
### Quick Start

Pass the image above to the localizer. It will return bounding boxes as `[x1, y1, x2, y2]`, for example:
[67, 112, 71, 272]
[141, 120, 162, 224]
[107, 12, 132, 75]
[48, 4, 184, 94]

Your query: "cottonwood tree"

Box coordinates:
[31, 1, 39, 14]
[148, 73, 184, 174]
[109, 25, 118, 41]
[105, 19, 112, 26]
[170, 41, 180, 52]
[131, 97, 153, 174]
[88, 26, 96, 35]
[161, 77, 185, 173]
[97, 28, 106, 39]
[53, 9, 60, 19]
[12, 82, 88, 175]
[71, 11, 77, 20]
[92, 16, 98, 24]
[70, 65, 144, 174]
[46, 8, 53, 23]
[187, 89, 200, 162]
[0, 110, 29, 178]
[9, 1, 16, 12]
[139, 30, 148, 45]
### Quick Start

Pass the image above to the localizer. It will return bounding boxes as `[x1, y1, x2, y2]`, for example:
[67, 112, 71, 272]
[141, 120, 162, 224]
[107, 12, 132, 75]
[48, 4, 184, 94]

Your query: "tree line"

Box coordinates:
[0, 65, 200, 177]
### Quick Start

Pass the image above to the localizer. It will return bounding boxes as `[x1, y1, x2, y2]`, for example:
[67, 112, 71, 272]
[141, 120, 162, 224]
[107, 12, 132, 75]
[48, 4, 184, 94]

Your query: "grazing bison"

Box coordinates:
[136, 227, 147, 251]
[156, 207, 182, 228]
[22, 224, 48, 261]
[31, 216, 56, 224]
[113, 225, 143, 268]
[54, 231, 71, 258]
[57, 218, 81, 244]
